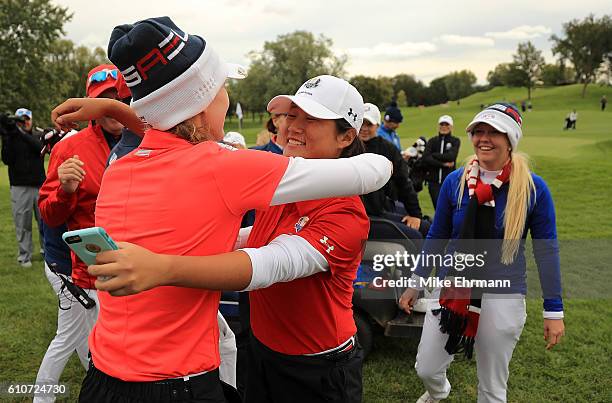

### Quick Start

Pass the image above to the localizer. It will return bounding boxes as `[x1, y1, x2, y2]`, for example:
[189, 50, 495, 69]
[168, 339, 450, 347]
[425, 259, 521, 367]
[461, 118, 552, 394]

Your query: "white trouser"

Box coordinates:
[34, 264, 99, 403]
[217, 312, 237, 388]
[414, 291, 526, 403]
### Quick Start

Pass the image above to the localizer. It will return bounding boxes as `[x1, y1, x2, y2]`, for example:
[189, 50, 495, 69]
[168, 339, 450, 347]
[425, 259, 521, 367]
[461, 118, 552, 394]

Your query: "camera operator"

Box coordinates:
[402, 136, 428, 193]
[0, 108, 46, 268]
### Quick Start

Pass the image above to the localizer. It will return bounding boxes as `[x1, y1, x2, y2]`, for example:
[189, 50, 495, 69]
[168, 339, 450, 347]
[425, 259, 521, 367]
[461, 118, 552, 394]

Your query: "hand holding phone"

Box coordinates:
[62, 227, 118, 281]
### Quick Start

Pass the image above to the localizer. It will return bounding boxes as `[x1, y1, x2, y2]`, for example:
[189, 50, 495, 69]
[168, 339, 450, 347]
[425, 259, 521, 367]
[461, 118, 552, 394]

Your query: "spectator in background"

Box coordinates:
[601, 95, 607, 111]
[0, 107, 46, 267]
[255, 113, 286, 148]
[38, 64, 126, 360]
[377, 101, 403, 151]
[422, 115, 461, 209]
[521, 100, 526, 113]
[564, 109, 578, 130]
[527, 100, 532, 112]
[33, 129, 89, 403]
[360, 102, 428, 238]
[224, 131, 247, 149]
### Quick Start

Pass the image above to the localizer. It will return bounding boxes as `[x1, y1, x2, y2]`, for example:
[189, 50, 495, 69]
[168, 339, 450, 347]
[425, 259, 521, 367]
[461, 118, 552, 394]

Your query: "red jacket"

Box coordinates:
[38, 124, 111, 289]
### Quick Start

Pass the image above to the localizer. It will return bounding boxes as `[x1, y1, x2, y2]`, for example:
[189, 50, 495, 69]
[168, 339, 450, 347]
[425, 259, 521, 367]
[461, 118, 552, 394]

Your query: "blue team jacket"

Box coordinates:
[376, 125, 402, 151]
[414, 168, 563, 313]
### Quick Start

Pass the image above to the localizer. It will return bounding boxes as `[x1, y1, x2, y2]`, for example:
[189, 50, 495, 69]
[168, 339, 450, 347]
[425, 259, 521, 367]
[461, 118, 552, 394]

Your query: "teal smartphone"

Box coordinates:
[62, 227, 118, 266]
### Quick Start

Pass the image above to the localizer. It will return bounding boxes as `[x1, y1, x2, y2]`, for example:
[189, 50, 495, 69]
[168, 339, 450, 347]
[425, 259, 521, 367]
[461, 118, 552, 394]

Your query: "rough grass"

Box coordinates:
[0, 84, 610, 402]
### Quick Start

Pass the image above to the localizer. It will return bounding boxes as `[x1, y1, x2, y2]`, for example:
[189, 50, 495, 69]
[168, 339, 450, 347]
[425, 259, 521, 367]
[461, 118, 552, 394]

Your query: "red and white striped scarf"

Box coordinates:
[466, 158, 512, 206]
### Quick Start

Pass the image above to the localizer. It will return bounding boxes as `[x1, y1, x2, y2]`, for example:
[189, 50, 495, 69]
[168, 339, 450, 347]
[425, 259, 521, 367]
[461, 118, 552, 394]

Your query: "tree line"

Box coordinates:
[1, 0, 610, 126]
[0, 0, 108, 127]
[231, 14, 611, 115]
[488, 14, 612, 99]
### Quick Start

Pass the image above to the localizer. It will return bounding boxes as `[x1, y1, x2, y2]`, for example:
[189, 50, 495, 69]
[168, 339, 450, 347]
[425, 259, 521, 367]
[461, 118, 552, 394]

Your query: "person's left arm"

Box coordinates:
[529, 177, 565, 349]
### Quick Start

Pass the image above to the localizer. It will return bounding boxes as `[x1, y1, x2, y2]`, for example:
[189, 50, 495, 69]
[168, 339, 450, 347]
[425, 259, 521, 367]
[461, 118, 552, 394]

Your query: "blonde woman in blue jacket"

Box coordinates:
[400, 103, 565, 403]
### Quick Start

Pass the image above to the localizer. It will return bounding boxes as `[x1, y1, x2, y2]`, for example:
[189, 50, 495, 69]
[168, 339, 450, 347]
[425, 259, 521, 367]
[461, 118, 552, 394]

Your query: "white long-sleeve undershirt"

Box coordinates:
[270, 153, 392, 205]
[240, 234, 328, 291]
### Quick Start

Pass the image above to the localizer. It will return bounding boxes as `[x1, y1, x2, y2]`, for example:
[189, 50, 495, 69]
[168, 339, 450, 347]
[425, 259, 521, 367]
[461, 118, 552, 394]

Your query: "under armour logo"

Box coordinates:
[347, 108, 358, 122]
[320, 236, 335, 254]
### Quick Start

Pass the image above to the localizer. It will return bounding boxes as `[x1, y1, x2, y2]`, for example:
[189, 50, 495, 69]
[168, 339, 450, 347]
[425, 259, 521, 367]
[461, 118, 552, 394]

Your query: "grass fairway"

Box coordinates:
[0, 84, 611, 402]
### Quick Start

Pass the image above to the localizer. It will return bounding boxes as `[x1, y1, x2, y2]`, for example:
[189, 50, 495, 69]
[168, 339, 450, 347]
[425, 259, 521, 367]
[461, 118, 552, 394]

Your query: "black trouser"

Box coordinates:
[245, 334, 363, 403]
[79, 363, 229, 403]
[428, 181, 443, 210]
[236, 292, 251, 397]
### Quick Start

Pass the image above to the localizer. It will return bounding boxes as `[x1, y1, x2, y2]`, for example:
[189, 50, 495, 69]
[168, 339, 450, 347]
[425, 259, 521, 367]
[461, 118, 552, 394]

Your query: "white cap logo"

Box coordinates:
[304, 78, 321, 88]
[267, 75, 364, 131]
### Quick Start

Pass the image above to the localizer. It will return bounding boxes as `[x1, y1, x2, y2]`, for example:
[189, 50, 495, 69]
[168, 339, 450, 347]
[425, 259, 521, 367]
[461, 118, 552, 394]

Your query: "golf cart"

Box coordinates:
[352, 217, 426, 356]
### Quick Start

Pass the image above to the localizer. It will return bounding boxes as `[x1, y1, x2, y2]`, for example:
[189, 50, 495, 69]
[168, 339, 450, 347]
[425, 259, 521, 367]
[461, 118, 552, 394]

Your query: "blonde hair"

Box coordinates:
[457, 152, 535, 265]
[169, 118, 212, 144]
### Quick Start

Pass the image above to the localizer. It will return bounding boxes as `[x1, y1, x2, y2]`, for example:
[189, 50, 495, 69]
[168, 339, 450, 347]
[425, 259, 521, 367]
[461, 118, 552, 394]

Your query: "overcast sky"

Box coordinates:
[53, 0, 610, 84]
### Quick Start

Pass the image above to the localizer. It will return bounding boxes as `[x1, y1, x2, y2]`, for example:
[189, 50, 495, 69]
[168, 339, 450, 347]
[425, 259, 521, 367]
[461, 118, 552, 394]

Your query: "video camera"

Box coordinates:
[0, 112, 27, 135]
[403, 136, 428, 193]
[40, 128, 66, 156]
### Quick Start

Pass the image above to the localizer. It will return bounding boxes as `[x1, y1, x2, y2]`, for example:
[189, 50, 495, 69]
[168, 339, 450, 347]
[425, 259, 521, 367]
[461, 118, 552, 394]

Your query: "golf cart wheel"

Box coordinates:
[354, 311, 373, 358]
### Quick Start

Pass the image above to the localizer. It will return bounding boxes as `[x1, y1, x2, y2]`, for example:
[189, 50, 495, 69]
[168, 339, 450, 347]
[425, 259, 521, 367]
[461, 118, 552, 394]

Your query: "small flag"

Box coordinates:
[236, 102, 243, 120]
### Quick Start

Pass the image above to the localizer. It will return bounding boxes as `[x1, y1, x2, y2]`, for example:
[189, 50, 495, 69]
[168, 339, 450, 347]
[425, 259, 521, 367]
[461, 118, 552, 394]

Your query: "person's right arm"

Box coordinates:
[89, 235, 328, 296]
[89, 199, 365, 296]
[52, 98, 145, 135]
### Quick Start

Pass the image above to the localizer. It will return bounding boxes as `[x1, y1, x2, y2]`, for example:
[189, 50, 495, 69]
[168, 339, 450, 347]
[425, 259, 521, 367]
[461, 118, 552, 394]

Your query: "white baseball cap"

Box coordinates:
[223, 131, 246, 147]
[438, 115, 453, 125]
[363, 103, 381, 125]
[267, 75, 364, 131]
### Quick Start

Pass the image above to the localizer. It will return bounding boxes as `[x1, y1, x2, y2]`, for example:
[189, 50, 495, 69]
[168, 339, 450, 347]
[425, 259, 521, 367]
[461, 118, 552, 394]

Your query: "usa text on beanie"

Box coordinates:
[107, 16, 244, 131]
